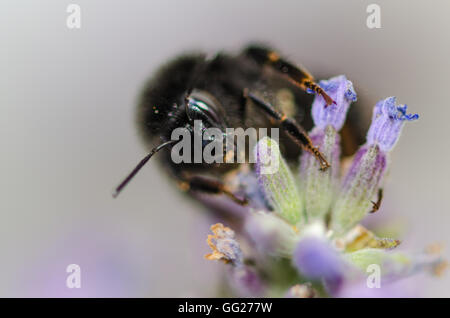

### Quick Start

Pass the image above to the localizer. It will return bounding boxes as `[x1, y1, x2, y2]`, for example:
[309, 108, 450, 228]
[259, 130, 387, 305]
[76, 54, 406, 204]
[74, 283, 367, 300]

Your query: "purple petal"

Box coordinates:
[331, 145, 387, 235]
[293, 237, 345, 294]
[311, 75, 357, 131]
[366, 97, 418, 152]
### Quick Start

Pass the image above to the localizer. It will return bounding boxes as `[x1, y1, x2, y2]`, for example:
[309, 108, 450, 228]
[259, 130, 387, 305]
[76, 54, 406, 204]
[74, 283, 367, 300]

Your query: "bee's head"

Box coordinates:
[113, 90, 232, 198]
[182, 89, 233, 159]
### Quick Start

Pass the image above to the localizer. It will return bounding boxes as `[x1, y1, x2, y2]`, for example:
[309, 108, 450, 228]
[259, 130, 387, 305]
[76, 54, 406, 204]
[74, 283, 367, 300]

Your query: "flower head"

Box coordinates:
[310, 75, 357, 130]
[331, 96, 418, 235]
[294, 235, 345, 294]
[205, 223, 243, 266]
[301, 75, 357, 221]
[254, 137, 303, 225]
[367, 97, 418, 152]
[203, 75, 442, 298]
[205, 223, 266, 296]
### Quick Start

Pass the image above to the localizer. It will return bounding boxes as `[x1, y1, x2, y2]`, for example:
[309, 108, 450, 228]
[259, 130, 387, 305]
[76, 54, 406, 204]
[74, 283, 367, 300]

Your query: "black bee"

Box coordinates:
[113, 45, 363, 207]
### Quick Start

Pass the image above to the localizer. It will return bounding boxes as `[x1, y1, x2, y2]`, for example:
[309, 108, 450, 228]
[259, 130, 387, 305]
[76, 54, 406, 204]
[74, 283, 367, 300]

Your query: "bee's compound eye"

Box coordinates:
[185, 90, 225, 128]
[187, 98, 217, 121]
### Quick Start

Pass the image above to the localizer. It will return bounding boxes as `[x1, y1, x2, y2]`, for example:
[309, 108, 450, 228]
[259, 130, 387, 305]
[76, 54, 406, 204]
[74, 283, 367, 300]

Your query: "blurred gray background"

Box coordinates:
[1, 0, 449, 297]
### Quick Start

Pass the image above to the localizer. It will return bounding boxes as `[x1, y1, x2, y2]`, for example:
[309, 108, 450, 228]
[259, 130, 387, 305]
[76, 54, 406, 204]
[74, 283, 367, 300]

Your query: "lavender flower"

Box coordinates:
[366, 97, 419, 152]
[310, 75, 357, 131]
[300, 75, 356, 221]
[205, 223, 243, 266]
[331, 97, 418, 235]
[294, 236, 345, 294]
[204, 75, 442, 298]
[205, 223, 266, 296]
[254, 137, 304, 225]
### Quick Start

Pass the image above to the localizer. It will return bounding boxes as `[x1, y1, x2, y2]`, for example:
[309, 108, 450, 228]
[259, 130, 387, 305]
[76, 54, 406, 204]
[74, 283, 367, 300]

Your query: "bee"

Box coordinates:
[113, 45, 364, 208]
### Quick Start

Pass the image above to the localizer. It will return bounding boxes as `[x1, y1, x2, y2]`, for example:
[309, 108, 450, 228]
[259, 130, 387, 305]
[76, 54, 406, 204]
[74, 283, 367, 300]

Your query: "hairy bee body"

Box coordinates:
[116, 45, 363, 207]
[139, 47, 315, 173]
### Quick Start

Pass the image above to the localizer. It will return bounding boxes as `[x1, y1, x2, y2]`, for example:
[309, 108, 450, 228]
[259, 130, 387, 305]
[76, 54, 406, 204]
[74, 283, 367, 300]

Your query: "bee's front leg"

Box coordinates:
[178, 174, 249, 206]
[243, 89, 330, 171]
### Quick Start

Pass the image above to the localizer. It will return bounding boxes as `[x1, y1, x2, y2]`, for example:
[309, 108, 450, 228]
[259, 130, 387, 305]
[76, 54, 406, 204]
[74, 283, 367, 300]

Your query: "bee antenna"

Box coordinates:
[112, 140, 177, 198]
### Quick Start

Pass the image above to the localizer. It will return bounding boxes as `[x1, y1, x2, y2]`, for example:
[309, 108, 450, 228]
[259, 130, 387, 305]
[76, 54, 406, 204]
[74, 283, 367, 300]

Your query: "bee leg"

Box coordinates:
[244, 89, 330, 171]
[178, 175, 249, 206]
[370, 188, 383, 213]
[244, 45, 335, 106]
